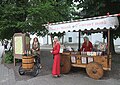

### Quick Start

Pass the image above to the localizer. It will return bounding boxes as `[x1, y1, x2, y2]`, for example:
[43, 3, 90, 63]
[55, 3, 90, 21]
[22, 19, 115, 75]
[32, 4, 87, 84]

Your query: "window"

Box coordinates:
[69, 37, 72, 42]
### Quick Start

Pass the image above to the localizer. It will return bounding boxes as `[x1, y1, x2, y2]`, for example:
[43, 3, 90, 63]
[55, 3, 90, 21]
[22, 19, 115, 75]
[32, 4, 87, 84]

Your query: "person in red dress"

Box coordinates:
[50, 36, 60, 77]
[80, 37, 93, 52]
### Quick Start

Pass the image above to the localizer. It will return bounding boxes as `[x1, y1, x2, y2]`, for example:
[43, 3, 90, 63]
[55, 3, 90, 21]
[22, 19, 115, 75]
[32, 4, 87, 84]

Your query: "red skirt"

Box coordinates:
[52, 54, 60, 76]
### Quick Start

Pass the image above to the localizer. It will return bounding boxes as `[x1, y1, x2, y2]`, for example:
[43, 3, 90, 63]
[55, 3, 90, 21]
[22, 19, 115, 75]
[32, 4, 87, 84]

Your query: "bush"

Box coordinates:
[5, 51, 14, 64]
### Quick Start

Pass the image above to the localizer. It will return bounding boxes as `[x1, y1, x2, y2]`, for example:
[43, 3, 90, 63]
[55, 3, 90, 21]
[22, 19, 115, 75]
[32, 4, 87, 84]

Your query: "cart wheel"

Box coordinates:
[19, 65, 25, 75]
[60, 55, 71, 74]
[32, 65, 39, 77]
[86, 62, 103, 80]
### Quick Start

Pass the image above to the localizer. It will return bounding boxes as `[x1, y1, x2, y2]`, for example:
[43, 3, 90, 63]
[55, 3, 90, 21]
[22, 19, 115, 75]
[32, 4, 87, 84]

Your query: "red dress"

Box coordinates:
[52, 42, 60, 76]
[81, 41, 93, 52]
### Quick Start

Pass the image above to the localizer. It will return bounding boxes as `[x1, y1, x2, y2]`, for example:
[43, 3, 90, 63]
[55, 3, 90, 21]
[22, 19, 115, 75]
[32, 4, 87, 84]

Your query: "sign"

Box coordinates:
[88, 57, 94, 63]
[47, 17, 119, 33]
[14, 36, 23, 54]
[81, 57, 87, 64]
[13, 33, 30, 66]
[71, 56, 76, 63]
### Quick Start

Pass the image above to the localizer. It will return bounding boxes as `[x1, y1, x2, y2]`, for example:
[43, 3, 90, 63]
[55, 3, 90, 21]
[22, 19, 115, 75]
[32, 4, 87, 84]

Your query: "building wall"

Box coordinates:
[64, 32, 79, 43]
[30, 32, 120, 46]
[42, 35, 52, 45]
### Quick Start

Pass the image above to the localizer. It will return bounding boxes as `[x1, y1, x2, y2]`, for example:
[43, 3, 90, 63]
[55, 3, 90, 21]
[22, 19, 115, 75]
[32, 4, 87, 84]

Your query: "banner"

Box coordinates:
[47, 17, 119, 33]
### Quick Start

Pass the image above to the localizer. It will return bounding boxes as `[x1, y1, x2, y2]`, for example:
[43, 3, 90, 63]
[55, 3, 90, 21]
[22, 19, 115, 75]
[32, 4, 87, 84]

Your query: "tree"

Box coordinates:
[0, 0, 72, 40]
[50, 32, 66, 45]
[74, 0, 120, 54]
[0, 0, 27, 40]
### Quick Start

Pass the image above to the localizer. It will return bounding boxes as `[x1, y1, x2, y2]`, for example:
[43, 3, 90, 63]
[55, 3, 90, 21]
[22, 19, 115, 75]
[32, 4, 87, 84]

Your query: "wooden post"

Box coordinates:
[107, 29, 110, 55]
[78, 30, 81, 51]
[107, 29, 110, 69]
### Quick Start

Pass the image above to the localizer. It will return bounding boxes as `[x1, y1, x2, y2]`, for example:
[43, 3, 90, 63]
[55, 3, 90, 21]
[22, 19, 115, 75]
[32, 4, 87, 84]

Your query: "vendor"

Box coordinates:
[32, 37, 40, 55]
[32, 37, 42, 69]
[80, 36, 93, 52]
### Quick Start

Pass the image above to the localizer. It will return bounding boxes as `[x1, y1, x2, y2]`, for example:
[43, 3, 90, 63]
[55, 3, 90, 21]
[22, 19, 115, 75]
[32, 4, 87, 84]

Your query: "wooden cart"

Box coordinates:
[45, 15, 119, 79]
[60, 48, 111, 79]
[18, 55, 40, 77]
[60, 29, 112, 79]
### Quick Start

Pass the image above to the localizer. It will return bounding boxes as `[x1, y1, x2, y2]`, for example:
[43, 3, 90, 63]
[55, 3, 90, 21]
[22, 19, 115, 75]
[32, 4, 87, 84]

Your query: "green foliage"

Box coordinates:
[74, 0, 120, 39]
[0, 0, 72, 40]
[5, 51, 14, 64]
[73, 0, 120, 53]
[74, 0, 120, 17]
[75, 0, 106, 17]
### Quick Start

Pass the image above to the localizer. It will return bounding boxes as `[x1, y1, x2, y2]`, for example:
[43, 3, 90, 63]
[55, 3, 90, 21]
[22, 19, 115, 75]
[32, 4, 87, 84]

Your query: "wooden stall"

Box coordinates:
[13, 33, 30, 66]
[45, 14, 119, 79]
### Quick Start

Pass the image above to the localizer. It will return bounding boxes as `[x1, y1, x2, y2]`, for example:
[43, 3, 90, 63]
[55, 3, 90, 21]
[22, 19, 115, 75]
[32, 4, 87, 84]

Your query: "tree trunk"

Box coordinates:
[50, 34, 53, 47]
[110, 32, 116, 54]
[110, 37, 116, 54]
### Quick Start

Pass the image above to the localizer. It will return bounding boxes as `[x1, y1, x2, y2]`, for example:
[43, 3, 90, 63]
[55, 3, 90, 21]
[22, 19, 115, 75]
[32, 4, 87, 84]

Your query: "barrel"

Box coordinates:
[60, 53, 71, 74]
[22, 56, 34, 69]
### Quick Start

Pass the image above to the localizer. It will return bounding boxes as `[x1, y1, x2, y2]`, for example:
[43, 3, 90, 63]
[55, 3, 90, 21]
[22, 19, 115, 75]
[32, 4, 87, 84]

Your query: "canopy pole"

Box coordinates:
[107, 29, 111, 69]
[107, 29, 110, 55]
[78, 30, 81, 51]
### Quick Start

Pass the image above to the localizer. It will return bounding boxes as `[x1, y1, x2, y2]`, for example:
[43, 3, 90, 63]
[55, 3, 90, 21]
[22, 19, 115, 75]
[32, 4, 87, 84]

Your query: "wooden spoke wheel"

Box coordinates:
[60, 55, 71, 74]
[86, 62, 103, 80]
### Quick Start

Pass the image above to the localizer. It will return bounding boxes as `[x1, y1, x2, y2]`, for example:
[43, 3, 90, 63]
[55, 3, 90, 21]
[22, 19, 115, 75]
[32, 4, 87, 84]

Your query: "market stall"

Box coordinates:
[44, 14, 119, 79]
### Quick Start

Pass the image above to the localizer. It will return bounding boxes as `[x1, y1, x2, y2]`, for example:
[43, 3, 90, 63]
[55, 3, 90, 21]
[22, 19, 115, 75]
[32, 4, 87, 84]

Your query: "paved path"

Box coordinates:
[0, 45, 120, 85]
[1, 63, 120, 85]
[15, 74, 120, 85]
[0, 64, 16, 85]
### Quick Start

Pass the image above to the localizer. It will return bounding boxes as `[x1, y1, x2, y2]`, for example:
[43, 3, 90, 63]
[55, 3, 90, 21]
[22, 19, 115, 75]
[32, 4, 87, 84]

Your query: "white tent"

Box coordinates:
[45, 15, 119, 33]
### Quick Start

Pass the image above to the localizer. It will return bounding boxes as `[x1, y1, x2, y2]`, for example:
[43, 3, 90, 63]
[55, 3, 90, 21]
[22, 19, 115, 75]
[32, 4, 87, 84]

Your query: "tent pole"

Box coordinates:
[107, 29, 111, 69]
[78, 30, 81, 51]
[107, 29, 110, 55]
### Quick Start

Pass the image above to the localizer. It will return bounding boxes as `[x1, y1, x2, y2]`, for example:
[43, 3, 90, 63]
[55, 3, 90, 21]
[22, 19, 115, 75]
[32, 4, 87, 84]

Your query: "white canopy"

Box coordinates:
[45, 16, 119, 33]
